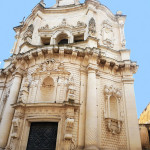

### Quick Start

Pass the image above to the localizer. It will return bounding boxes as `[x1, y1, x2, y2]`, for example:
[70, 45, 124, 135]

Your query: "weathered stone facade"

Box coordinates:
[0, 0, 141, 149]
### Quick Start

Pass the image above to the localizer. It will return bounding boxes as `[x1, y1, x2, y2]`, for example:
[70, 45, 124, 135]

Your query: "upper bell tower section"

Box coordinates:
[56, 0, 80, 7]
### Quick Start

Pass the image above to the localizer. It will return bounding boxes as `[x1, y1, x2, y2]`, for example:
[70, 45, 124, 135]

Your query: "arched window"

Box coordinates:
[56, 33, 68, 45]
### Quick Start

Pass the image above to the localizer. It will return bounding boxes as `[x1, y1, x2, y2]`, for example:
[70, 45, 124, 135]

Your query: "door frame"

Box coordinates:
[19, 117, 62, 150]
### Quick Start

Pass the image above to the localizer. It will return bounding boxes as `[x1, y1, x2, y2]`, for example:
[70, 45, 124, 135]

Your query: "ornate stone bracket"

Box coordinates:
[11, 118, 21, 138]
[64, 118, 74, 141]
[104, 85, 122, 134]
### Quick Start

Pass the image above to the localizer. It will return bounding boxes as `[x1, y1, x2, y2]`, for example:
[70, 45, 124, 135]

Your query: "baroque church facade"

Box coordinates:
[0, 0, 142, 149]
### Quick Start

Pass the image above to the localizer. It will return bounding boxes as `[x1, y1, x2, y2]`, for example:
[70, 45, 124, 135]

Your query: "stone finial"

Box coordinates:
[116, 11, 123, 15]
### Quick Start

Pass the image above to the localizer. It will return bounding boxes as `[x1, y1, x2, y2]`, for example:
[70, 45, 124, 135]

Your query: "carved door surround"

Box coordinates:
[104, 85, 122, 134]
[6, 102, 80, 150]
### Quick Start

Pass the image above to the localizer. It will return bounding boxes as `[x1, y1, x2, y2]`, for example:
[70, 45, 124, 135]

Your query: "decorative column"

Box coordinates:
[0, 69, 23, 149]
[85, 64, 98, 150]
[123, 78, 142, 150]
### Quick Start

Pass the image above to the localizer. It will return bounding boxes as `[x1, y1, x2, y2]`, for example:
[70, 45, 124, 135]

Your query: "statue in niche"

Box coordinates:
[88, 18, 96, 36]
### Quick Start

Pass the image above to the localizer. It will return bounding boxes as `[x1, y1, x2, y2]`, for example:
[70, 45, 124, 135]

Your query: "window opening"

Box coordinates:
[58, 39, 68, 45]
[56, 33, 68, 45]
[41, 37, 50, 45]
[74, 34, 84, 43]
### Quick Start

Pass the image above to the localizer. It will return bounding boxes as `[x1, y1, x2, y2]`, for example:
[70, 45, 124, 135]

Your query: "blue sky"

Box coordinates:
[0, 0, 150, 118]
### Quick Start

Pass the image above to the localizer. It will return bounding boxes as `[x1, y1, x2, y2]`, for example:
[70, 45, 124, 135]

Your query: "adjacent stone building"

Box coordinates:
[0, 0, 142, 149]
[139, 103, 150, 149]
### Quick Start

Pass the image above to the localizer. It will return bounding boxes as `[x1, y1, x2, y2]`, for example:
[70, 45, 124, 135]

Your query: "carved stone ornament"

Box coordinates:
[104, 85, 122, 134]
[18, 78, 29, 103]
[119, 22, 126, 48]
[67, 76, 76, 102]
[0, 88, 10, 121]
[88, 18, 96, 36]
[102, 20, 114, 48]
[34, 59, 56, 75]
[64, 118, 74, 141]
[32, 60, 71, 77]
[23, 24, 34, 43]
[6, 118, 22, 150]
[39, 19, 87, 38]
[11, 118, 21, 138]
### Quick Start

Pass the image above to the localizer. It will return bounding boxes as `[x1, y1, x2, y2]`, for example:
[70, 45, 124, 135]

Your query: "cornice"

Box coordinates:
[0, 44, 138, 77]
[12, 102, 80, 109]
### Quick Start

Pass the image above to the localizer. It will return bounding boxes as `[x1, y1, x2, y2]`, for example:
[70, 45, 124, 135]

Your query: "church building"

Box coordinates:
[0, 0, 142, 149]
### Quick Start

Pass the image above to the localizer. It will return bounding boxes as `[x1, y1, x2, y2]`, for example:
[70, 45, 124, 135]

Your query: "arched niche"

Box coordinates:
[37, 76, 56, 102]
[42, 76, 54, 88]
[50, 30, 73, 45]
[104, 85, 122, 134]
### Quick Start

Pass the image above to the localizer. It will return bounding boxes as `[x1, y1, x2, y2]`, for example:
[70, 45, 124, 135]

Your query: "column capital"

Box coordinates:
[12, 68, 25, 77]
[87, 64, 97, 72]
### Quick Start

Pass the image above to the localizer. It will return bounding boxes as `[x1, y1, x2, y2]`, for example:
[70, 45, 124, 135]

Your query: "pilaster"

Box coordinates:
[85, 64, 98, 150]
[78, 68, 87, 149]
[0, 68, 24, 149]
[123, 77, 142, 150]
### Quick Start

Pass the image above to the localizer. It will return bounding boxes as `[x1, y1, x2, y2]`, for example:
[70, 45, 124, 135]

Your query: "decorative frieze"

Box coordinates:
[39, 19, 87, 38]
